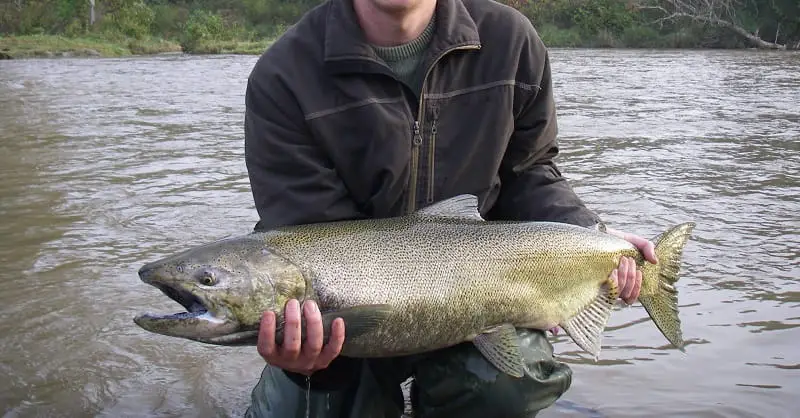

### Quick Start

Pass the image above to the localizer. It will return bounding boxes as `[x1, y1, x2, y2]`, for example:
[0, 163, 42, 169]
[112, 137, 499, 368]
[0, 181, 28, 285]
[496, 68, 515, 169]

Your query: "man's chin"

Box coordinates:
[371, 0, 426, 16]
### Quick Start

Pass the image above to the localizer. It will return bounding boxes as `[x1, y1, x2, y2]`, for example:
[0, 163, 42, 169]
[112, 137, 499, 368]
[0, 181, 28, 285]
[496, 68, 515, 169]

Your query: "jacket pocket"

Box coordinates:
[306, 96, 414, 216]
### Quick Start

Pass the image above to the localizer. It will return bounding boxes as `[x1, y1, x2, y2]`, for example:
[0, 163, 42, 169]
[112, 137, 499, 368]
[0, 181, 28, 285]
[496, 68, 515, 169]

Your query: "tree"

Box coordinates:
[634, 0, 790, 49]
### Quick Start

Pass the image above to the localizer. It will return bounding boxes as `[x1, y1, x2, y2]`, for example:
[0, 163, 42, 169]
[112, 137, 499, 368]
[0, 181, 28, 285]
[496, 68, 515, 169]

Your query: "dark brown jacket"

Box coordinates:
[244, 0, 600, 233]
[243, 0, 600, 388]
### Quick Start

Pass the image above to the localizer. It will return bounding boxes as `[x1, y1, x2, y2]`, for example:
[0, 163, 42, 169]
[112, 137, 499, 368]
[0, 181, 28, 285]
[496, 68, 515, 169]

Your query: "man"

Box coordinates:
[242, 0, 657, 416]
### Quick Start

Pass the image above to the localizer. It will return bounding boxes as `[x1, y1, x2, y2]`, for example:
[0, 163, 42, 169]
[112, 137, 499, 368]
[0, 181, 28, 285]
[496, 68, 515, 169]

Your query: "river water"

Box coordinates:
[0, 49, 798, 417]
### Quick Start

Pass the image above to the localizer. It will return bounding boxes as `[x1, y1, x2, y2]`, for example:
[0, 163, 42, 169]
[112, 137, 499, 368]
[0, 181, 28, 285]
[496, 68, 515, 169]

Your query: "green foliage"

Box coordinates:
[536, 24, 583, 48]
[185, 10, 223, 40]
[240, 0, 321, 26]
[181, 9, 224, 51]
[149, 4, 188, 38]
[570, 0, 637, 37]
[1, 0, 798, 55]
[105, 0, 155, 39]
[1, 0, 83, 34]
[179, 9, 256, 52]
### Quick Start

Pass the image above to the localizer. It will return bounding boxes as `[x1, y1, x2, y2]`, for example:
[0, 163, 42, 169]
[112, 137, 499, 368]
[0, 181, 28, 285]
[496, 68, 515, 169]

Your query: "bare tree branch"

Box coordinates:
[634, 0, 787, 49]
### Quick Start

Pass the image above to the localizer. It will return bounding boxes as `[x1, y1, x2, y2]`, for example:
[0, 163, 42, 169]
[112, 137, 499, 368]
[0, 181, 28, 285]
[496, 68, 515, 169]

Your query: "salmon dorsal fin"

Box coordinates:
[414, 194, 485, 221]
[561, 279, 619, 359]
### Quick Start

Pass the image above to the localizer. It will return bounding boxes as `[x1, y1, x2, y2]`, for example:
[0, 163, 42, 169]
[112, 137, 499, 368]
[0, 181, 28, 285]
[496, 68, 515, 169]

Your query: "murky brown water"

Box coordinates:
[1, 49, 798, 417]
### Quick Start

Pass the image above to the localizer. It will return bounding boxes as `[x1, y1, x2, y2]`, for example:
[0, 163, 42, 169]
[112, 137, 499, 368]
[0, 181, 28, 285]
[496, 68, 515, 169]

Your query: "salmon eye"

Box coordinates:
[197, 270, 216, 286]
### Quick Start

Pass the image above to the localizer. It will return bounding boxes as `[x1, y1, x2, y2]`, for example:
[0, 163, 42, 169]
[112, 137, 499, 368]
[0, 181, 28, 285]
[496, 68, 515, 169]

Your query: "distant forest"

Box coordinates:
[1, 0, 798, 51]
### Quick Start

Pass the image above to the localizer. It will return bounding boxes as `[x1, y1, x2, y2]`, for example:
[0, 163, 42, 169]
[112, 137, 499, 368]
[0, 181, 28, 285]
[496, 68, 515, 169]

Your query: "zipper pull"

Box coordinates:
[413, 120, 422, 146]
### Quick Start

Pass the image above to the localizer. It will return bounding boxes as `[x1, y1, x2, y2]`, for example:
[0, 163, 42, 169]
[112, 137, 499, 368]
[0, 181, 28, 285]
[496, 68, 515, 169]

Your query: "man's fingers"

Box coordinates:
[627, 270, 643, 304]
[624, 257, 637, 301]
[280, 299, 302, 361]
[618, 257, 633, 300]
[254, 300, 343, 376]
[302, 300, 324, 358]
[642, 240, 658, 264]
[630, 235, 657, 264]
[609, 268, 619, 289]
[256, 311, 276, 360]
[317, 317, 345, 369]
[606, 227, 658, 264]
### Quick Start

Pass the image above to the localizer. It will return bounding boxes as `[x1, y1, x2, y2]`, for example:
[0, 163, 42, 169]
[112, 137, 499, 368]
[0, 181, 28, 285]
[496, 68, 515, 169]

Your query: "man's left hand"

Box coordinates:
[605, 227, 658, 305]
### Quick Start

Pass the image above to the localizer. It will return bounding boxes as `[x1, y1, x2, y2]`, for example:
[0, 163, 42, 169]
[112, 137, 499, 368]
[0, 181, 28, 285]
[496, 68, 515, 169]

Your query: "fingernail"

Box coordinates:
[288, 299, 299, 311]
[307, 300, 318, 313]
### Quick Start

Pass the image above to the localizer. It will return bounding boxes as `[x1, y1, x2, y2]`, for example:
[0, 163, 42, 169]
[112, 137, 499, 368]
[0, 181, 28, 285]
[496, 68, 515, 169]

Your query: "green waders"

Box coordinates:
[244, 329, 572, 418]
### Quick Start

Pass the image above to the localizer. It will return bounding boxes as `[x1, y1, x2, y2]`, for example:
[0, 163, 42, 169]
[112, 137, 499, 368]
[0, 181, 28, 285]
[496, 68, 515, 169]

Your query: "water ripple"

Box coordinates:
[1, 50, 798, 417]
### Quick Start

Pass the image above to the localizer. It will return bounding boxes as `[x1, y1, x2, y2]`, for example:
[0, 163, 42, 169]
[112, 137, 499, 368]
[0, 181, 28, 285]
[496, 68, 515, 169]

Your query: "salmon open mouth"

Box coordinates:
[133, 281, 256, 345]
[133, 279, 220, 328]
[144, 282, 209, 320]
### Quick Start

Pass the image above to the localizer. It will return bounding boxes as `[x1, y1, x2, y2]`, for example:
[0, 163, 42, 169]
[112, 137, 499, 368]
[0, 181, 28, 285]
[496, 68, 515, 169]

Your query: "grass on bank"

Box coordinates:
[0, 34, 181, 58]
[0, 35, 274, 59]
[184, 39, 274, 55]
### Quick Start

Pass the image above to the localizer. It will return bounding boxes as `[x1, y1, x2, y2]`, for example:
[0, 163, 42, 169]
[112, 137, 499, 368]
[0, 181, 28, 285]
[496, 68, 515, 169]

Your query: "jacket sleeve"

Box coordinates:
[486, 28, 601, 228]
[244, 58, 366, 232]
[244, 57, 365, 390]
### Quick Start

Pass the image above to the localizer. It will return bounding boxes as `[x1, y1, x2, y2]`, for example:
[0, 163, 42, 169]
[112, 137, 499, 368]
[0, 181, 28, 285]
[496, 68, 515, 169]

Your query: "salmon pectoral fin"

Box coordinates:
[320, 304, 395, 341]
[472, 323, 527, 378]
[560, 279, 619, 360]
[276, 304, 394, 346]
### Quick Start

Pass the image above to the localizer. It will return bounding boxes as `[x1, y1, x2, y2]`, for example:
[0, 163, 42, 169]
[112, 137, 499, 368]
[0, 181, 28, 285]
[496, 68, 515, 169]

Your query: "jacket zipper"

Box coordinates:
[407, 43, 481, 213]
[427, 116, 437, 204]
[409, 120, 422, 209]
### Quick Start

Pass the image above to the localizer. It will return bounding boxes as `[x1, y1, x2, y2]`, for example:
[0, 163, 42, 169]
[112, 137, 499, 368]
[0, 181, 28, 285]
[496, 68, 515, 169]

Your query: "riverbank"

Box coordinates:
[0, 35, 180, 59]
[0, 35, 275, 59]
[2, 0, 796, 60]
[0, 28, 790, 60]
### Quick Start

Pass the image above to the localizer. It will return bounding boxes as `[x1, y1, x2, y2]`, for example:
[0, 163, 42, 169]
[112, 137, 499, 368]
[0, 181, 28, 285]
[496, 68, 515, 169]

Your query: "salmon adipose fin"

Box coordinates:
[639, 222, 696, 351]
[561, 279, 619, 359]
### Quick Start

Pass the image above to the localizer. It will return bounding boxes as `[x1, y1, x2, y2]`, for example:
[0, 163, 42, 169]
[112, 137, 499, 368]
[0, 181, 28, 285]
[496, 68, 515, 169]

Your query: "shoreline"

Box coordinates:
[0, 35, 275, 59]
[1, 33, 794, 60]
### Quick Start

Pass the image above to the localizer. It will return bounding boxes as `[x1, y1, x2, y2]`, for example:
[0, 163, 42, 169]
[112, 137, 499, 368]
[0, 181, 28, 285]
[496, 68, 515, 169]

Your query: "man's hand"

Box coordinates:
[256, 299, 345, 376]
[546, 226, 658, 336]
[606, 227, 659, 305]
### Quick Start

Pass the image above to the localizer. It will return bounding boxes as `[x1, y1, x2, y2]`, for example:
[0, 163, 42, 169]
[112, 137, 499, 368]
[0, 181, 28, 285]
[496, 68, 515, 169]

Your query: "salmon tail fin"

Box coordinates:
[638, 222, 696, 351]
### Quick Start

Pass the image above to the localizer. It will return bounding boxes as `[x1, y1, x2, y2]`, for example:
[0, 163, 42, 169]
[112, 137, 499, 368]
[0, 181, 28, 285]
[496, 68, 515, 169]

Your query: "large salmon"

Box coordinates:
[134, 194, 695, 376]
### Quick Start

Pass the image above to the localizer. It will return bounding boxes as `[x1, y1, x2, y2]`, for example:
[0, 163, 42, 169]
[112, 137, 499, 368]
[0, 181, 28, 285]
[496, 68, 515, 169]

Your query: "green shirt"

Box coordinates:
[371, 15, 436, 95]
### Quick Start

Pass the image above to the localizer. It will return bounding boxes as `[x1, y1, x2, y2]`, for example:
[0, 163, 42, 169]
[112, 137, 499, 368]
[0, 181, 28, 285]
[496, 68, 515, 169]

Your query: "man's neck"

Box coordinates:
[352, 0, 437, 47]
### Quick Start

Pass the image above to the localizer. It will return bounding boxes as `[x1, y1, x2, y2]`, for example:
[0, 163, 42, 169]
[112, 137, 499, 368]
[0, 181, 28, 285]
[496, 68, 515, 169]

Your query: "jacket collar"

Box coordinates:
[323, 0, 481, 74]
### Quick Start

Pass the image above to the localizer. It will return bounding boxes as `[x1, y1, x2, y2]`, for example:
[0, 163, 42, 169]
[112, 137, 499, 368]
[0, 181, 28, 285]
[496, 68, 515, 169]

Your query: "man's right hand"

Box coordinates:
[256, 299, 346, 376]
